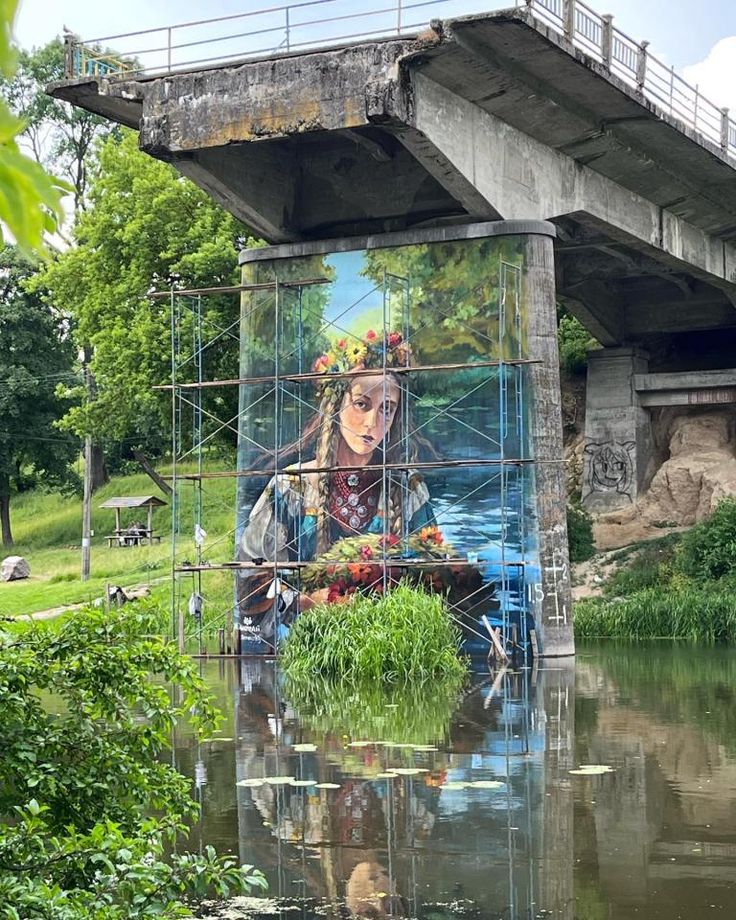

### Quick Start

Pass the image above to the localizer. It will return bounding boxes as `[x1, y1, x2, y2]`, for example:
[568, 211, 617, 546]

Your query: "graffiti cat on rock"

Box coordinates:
[583, 440, 635, 501]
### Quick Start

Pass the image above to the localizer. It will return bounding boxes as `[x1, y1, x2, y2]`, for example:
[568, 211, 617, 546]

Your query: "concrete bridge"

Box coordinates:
[50, 1, 736, 654]
[53, 2, 736, 517]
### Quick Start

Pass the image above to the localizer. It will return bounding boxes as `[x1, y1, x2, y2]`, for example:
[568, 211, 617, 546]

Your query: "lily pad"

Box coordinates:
[468, 780, 505, 789]
[412, 745, 439, 752]
[393, 768, 429, 775]
[294, 743, 318, 753]
[200, 736, 234, 743]
[439, 781, 467, 790]
[314, 782, 341, 789]
[290, 779, 317, 787]
[236, 778, 265, 788]
[348, 741, 374, 748]
[569, 765, 614, 776]
[375, 771, 399, 779]
[263, 776, 295, 785]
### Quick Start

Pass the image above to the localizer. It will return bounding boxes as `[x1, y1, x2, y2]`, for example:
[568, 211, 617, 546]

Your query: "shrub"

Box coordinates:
[0, 603, 266, 917]
[677, 498, 736, 580]
[603, 533, 682, 595]
[567, 502, 595, 562]
[558, 314, 597, 374]
[281, 583, 467, 683]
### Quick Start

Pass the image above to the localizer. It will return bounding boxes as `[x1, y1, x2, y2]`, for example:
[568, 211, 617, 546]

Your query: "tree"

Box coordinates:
[0, 0, 68, 256]
[0, 602, 267, 917]
[0, 245, 78, 545]
[0, 37, 112, 219]
[36, 129, 249, 461]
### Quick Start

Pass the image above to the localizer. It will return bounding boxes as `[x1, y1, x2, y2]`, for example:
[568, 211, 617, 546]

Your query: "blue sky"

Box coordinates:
[14, 0, 736, 107]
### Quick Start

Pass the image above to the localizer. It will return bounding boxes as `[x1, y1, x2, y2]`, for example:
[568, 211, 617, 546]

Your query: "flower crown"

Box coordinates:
[312, 330, 413, 391]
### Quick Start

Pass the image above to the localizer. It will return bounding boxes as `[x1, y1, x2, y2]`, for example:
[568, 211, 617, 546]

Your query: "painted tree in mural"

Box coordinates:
[362, 237, 525, 397]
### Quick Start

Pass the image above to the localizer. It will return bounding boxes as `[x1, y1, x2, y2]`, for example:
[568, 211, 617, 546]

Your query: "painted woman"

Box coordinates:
[237, 330, 437, 646]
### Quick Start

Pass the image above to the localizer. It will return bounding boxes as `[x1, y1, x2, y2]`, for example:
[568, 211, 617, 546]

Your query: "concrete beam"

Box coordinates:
[635, 369, 736, 391]
[407, 72, 736, 295]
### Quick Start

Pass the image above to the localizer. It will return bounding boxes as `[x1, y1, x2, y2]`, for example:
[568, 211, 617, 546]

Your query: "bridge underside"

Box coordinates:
[51, 7, 736, 522]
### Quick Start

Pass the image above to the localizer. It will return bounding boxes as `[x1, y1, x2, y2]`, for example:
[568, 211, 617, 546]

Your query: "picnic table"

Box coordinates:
[106, 528, 161, 547]
[99, 495, 167, 548]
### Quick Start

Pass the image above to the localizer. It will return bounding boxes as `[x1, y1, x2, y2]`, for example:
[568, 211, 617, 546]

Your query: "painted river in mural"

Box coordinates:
[178, 645, 736, 919]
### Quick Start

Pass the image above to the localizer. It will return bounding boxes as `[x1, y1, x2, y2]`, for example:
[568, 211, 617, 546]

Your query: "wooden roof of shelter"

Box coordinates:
[99, 495, 167, 509]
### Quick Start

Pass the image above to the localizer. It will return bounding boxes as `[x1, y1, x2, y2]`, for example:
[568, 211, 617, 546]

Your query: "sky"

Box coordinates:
[13, 0, 736, 109]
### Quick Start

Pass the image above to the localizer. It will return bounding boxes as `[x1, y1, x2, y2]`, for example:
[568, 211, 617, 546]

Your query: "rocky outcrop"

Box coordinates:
[591, 409, 736, 550]
[641, 413, 736, 526]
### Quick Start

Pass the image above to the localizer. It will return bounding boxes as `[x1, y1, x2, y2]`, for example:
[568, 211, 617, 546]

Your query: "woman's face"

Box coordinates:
[338, 374, 400, 458]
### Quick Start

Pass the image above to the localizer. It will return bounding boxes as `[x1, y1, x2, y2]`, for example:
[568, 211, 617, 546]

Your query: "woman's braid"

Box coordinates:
[315, 391, 338, 554]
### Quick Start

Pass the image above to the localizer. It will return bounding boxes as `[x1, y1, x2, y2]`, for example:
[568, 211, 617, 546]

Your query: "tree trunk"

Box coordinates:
[0, 475, 12, 547]
[90, 442, 109, 493]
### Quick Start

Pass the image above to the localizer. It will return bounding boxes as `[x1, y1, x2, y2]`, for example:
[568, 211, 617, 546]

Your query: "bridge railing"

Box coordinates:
[63, 0, 736, 161]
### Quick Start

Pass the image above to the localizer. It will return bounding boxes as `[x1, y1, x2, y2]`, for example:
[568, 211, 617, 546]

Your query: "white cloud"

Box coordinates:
[683, 36, 736, 112]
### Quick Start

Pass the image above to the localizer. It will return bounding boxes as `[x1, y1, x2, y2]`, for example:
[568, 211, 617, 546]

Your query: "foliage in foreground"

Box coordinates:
[281, 583, 467, 683]
[574, 583, 736, 641]
[0, 1, 67, 256]
[0, 602, 266, 918]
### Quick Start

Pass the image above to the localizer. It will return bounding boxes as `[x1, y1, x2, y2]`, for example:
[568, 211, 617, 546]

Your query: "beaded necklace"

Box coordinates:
[329, 469, 381, 533]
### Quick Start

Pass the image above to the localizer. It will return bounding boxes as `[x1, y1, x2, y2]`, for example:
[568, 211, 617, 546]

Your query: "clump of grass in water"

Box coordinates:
[281, 583, 468, 683]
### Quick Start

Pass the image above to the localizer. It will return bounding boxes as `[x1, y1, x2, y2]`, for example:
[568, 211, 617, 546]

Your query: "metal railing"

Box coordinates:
[63, 0, 736, 161]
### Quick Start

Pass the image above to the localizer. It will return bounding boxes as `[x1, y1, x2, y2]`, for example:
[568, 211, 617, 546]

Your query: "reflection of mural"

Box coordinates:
[235, 234, 539, 653]
[583, 440, 635, 500]
[223, 659, 576, 919]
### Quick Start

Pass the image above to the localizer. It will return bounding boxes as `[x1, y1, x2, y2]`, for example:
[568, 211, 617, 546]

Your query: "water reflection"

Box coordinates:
[186, 660, 576, 919]
[186, 646, 736, 919]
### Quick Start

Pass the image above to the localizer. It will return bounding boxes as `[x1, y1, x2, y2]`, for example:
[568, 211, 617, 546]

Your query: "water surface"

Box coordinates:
[179, 644, 736, 919]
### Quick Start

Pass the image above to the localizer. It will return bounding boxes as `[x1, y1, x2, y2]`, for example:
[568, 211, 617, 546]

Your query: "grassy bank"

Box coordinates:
[574, 500, 736, 640]
[0, 466, 236, 629]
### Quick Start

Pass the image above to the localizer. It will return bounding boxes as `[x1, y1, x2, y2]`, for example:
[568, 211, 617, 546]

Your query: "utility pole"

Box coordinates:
[81, 365, 92, 581]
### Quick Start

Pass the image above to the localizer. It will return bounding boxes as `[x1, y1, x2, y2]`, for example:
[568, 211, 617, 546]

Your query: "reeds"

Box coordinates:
[280, 583, 468, 683]
[575, 583, 736, 641]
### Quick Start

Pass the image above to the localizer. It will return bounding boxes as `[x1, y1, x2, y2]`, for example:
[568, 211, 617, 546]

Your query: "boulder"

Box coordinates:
[1, 555, 30, 581]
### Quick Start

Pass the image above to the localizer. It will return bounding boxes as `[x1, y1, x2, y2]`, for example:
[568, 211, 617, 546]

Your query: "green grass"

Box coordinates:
[575, 581, 736, 640]
[281, 583, 468, 683]
[0, 465, 237, 634]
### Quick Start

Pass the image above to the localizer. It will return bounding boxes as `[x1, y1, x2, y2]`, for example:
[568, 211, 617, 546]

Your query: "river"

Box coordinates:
[175, 643, 736, 919]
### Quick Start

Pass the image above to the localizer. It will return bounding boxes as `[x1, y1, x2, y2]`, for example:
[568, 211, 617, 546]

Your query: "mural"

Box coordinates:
[234, 234, 542, 653]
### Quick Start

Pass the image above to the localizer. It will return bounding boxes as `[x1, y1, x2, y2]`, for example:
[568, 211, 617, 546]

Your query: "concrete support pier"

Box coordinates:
[582, 348, 653, 512]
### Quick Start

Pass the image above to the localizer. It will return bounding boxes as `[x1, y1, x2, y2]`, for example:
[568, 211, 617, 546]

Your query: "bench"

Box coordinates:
[106, 531, 161, 547]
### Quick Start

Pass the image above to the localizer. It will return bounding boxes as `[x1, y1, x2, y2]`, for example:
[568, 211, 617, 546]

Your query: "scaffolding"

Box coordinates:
[159, 242, 541, 658]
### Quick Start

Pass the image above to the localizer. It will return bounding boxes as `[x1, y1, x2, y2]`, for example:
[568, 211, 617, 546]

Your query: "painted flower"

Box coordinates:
[313, 354, 330, 373]
[359, 544, 374, 561]
[336, 338, 347, 350]
[394, 342, 412, 366]
[347, 343, 367, 364]
[364, 329, 378, 342]
[387, 331, 402, 348]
